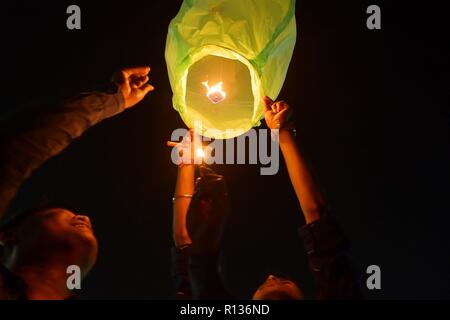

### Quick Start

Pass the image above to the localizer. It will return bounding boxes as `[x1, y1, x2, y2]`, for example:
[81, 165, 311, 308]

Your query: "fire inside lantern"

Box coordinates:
[202, 81, 226, 104]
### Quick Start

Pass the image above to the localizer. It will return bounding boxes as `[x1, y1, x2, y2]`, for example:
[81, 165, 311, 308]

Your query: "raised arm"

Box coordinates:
[171, 130, 198, 247]
[173, 164, 195, 246]
[169, 133, 231, 299]
[263, 96, 360, 299]
[263, 96, 328, 223]
[0, 67, 154, 218]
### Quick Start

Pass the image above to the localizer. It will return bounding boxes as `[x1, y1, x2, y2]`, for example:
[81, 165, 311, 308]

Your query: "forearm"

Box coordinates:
[279, 129, 328, 223]
[172, 164, 195, 246]
[0, 91, 125, 218]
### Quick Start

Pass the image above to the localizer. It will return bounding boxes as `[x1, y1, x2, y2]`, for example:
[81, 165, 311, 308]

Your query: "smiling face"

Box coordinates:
[252, 274, 303, 300]
[31, 208, 97, 248]
[2, 207, 98, 276]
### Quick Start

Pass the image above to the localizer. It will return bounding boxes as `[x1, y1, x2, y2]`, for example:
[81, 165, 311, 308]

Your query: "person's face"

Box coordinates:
[14, 208, 98, 275]
[252, 274, 303, 300]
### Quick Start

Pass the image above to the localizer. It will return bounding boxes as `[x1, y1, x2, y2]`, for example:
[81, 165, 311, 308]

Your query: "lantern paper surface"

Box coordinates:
[165, 0, 297, 139]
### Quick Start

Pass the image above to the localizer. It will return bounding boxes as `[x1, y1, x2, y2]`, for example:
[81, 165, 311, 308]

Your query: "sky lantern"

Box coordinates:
[165, 0, 297, 139]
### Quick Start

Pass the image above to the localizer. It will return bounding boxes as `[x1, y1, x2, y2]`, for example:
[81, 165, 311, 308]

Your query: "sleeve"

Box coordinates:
[171, 244, 233, 300]
[171, 244, 193, 299]
[0, 91, 125, 218]
[298, 215, 361, 299]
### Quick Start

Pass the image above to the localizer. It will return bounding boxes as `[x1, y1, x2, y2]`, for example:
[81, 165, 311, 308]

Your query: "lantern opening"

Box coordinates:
[185, 54, 254, 135]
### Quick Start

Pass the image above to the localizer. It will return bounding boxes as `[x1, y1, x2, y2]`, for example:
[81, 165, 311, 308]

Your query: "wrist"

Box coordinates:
[178, 163, 195, 170]
[270, 121, 296, 136]
[173, 233, 192, 247]
[280, 121, 296, 134]
[279, 127, 296, 143]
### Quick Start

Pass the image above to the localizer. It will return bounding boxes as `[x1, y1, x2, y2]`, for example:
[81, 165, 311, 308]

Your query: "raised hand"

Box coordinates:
[263, 96, 293, 130]
[113, 66, 154, 109]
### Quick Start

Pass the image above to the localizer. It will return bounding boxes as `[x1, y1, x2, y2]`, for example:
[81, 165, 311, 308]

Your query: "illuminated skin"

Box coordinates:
[171, 97, 327, 299]
[251, 97, 329, 299]
[114, 66, 155, 109]
[173, 162, 195, 247]
[253, 275, 303, 300]
[263, 96, 328, 225]
[0, 208, 97, 299]
[172, 129, 199, 247]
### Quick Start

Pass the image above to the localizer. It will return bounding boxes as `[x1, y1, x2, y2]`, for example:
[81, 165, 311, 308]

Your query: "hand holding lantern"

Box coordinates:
[263, 96, 293, 130]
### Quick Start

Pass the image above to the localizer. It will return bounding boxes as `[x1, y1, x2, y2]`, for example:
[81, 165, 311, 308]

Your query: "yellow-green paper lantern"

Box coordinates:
[165, 0, 297, 139]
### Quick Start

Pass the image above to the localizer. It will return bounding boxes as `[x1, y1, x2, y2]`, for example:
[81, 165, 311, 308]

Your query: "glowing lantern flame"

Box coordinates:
[202, 81, 226, 104]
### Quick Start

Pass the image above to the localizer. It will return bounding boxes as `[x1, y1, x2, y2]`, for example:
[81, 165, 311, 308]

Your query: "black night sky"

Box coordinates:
[2, 1, 448, 299]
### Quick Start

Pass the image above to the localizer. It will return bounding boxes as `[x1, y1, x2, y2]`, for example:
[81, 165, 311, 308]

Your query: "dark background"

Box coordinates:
[2, 1, 448, 299]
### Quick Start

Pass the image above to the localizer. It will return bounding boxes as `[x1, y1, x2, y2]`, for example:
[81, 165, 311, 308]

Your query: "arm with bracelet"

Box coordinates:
[169, 131, 231, 299]
[170, 131, 195, 299]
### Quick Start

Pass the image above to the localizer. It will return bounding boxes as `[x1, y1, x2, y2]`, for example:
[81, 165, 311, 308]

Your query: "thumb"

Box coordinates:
[140, 83, 155, 95]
